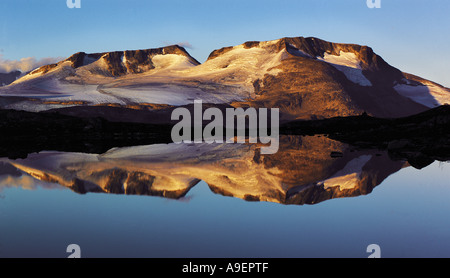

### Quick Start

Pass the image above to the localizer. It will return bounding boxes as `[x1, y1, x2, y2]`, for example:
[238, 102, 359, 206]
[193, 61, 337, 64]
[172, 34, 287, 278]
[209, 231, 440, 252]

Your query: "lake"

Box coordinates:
[0, 135, 449, 258]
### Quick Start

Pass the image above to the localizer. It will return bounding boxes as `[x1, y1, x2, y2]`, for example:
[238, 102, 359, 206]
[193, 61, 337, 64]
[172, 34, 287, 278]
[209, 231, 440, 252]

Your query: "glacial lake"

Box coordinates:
[0, 136, 449, 258]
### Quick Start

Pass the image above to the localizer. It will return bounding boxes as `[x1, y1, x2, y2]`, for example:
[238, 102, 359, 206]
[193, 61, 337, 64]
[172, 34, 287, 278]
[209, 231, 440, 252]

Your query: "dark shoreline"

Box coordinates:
[0, 105, 449, 167]
[280, 104, 450, 168]
[0, 109, 173, 159]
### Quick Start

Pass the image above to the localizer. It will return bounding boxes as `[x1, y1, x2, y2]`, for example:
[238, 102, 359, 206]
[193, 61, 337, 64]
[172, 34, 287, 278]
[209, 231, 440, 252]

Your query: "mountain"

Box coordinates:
[0, 37, 449, 122]
[0, 135, 406, 205]
[0, 70, 21, 86]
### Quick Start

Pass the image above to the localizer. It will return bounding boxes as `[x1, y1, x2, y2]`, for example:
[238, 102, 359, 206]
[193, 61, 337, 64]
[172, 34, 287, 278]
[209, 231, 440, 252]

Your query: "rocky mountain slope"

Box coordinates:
[0, 37, 449, 122]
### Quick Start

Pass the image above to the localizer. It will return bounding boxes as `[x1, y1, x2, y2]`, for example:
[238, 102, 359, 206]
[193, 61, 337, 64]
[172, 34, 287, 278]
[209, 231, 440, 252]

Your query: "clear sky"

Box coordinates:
[1, 0, 449, 86]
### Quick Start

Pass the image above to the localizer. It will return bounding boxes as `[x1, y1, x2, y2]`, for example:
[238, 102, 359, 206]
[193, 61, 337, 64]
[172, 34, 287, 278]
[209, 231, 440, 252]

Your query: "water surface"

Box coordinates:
[0, 136, 449, 258]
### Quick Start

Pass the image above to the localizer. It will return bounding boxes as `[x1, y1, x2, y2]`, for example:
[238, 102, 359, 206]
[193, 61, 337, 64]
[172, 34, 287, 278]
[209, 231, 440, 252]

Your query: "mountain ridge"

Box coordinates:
[20, 44, 200, 80]
[1, 36, 449, 121]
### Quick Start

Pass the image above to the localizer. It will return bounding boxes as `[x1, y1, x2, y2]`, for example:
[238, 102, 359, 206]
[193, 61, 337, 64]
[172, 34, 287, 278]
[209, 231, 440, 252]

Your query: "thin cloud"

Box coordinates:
[0, 54, 65, 73]
[163, 41, 194, 50]
[177, 41, 194, 49]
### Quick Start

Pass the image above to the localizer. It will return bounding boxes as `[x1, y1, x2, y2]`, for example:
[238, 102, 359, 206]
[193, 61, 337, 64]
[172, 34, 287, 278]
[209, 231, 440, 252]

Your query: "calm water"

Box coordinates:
[0, 137, 449, 258]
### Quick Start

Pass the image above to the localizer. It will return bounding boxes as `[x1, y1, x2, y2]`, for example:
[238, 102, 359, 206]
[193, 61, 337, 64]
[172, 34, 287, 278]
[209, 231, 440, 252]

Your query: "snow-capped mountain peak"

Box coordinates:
[0, 37, 449, 120]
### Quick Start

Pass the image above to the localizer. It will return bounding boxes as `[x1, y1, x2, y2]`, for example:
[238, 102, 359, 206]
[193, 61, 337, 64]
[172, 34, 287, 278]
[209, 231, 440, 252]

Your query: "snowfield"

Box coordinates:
[317, 51, 373, 87]
[1, 39, 449, 115]
[318, 155, 372, 191]
[0, 41, 288, 111]
[394, 83, 450, 108]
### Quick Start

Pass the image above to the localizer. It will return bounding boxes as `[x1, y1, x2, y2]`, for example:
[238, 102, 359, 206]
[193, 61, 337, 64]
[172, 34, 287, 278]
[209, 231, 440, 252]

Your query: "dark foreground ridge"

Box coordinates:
[0, 105, 449, 166]
[0, 109, 173, 159]
[281, 104, 450, 168]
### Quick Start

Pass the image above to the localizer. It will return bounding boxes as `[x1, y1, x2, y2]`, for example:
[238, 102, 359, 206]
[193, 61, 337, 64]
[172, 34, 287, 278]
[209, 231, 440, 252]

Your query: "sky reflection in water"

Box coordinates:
[0, 138, 449, 258]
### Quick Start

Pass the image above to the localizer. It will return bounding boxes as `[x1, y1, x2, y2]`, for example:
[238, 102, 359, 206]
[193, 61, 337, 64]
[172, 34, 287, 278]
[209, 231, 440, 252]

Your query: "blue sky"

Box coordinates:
[1, 0, 449, 86]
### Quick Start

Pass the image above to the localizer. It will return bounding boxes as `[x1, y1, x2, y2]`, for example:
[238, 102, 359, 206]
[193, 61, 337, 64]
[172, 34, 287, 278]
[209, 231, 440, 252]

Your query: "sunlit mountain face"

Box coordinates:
[1, 37, 449, 124]
[0, 135, 407, 206]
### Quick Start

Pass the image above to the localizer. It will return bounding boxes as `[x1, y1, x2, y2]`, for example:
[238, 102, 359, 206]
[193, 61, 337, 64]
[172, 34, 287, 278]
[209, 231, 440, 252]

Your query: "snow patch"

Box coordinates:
[394, 84, 438, 108]
[102, 83, 246, 106]
[394, 82, 450, 108]
[151, 54, 198, 70]
[189, 43, 286, 92]
[121, 54, 127, 67]
[317, 51, 372, 87]
[318, 155, 372, 191]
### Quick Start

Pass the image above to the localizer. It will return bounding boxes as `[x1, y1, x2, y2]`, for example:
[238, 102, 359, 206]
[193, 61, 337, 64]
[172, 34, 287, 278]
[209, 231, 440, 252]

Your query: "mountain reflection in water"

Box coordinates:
[0, 135, 416, 206]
